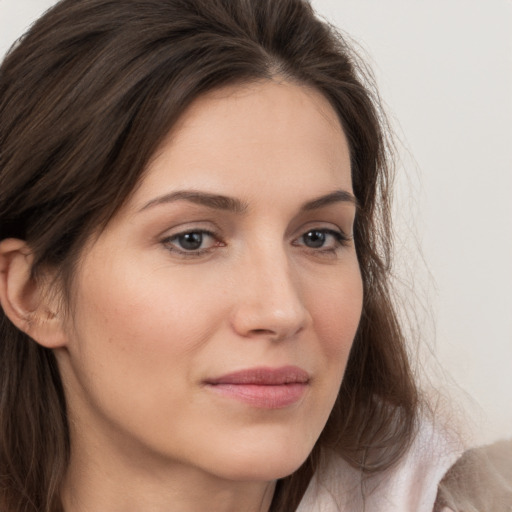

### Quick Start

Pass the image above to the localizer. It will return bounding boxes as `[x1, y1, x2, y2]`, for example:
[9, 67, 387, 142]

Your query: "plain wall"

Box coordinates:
[1, 0, 511, 445]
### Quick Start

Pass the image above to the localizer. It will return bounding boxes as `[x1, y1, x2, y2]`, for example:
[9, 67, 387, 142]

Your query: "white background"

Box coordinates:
[1, 0, 511, 445]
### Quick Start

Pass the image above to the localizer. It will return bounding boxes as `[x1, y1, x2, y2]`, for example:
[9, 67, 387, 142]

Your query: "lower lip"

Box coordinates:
[205, 383, 307, 409]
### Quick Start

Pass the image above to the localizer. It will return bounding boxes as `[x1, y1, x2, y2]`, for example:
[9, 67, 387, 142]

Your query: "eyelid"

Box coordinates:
[297, 228, 349, 241]
[291, 226, 353, 253]
[292, 220, 352, 240]
[161, 228, 224, 258]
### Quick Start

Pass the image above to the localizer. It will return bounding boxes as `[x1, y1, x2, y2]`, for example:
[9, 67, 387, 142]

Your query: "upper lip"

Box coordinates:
[205, 366, 310, 385]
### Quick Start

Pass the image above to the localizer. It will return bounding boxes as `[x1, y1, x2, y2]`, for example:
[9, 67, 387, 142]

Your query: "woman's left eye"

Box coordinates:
[293, 229, 350, 251]
[162, 230, 220, 256]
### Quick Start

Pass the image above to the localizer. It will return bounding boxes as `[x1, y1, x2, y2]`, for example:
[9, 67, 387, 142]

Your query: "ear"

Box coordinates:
[0, 238, 67, 348]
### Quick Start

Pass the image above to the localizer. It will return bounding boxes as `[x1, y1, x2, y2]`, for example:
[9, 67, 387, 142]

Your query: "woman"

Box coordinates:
[0, 0, 458, 511]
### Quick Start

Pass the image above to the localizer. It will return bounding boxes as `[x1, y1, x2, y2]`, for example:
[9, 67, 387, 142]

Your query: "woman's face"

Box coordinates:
[56, 80, 363, 482]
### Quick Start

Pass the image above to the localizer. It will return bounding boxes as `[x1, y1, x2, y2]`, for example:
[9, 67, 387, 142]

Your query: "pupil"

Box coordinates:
[304, 230, 325, 248]
[179, 232, 203, 250]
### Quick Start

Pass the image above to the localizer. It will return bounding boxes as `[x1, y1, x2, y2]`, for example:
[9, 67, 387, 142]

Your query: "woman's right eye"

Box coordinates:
[162, 230, 221, 257]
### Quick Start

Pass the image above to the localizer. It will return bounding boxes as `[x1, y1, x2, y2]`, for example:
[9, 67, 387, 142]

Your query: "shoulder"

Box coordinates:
[297, 417, 461, 512]
[436, 438, 512, 512]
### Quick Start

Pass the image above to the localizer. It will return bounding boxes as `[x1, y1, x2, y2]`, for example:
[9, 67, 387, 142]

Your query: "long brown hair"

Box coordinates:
[0, 0, 418, 510]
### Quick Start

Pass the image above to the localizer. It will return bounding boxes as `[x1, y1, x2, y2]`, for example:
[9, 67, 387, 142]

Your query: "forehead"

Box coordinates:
[128, 80, 352, 212]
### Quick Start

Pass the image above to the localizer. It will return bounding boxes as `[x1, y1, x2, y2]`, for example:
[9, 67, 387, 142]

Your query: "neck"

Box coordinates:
[60, 414, 276, 512]
[61, 445, 276, 512]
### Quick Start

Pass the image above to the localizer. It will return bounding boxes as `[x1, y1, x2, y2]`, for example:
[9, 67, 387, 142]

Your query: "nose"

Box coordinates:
[230, 248, 311, 342]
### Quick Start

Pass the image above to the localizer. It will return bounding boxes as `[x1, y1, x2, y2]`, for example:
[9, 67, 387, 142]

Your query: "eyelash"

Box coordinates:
[161, 228, 352, 259]
[161, 229, 222, 258]
[292, 229, 351, 253]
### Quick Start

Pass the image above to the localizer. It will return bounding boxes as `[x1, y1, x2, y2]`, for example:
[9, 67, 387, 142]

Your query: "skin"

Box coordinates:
[0, 80, 363, 512]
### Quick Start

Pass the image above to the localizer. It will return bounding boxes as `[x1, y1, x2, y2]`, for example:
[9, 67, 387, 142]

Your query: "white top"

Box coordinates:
[297, 419, 460, 512]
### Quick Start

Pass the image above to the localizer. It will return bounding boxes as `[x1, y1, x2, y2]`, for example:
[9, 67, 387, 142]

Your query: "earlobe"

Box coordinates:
[0, 238, 67, 348]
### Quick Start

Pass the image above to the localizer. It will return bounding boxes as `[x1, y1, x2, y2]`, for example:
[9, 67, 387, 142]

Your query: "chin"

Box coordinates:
[204, 438, 314, 482]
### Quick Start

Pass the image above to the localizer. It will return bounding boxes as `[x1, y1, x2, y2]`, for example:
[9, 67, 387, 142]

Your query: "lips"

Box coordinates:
[204, 366, 310, 409]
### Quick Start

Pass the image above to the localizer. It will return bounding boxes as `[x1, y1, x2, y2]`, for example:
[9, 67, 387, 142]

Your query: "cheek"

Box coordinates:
[308, 266, 363, 363]
[63, 256, 236, 438]
[73, 255, 228, 355]
[293, 265, 362, 449]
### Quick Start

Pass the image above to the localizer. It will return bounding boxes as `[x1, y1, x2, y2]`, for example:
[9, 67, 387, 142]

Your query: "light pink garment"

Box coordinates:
[297, 419, 461, 512]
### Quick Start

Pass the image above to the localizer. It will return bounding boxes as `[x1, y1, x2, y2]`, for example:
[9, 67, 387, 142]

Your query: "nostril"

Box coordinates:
[247, 324, 305, 342]
[250, 328, 275, 336]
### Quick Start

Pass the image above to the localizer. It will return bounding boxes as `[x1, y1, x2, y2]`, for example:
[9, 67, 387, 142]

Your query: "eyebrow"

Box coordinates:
[300, 190, 358, 211]
[139, 190, 249, 214]
[139, 188, 358, 214]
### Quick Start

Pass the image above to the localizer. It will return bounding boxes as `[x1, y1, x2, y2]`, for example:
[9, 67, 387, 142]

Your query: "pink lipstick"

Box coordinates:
[204, 366, 309, 409]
